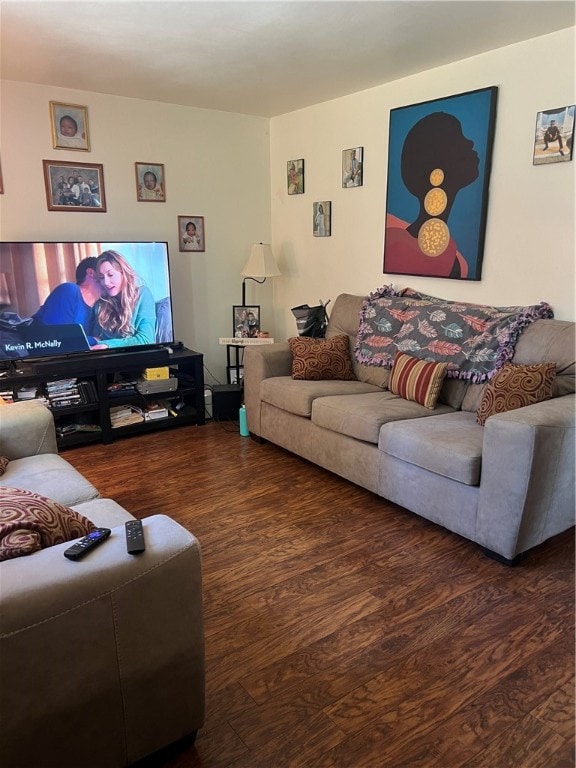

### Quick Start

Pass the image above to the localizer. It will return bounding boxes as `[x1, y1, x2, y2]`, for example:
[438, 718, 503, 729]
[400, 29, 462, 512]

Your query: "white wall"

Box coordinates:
[270, 28, 576, 337]
[0, 81, 271, 383]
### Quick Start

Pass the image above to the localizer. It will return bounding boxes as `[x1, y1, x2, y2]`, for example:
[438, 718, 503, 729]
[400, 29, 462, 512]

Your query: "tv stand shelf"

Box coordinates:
[1, 347, 205, 449]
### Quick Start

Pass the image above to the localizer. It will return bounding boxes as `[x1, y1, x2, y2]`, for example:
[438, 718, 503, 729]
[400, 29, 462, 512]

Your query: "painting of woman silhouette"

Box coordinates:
[383, 87, 498, 281]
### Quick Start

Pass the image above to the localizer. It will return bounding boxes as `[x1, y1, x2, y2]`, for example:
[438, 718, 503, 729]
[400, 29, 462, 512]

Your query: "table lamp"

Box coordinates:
[241, 243, 280, 305]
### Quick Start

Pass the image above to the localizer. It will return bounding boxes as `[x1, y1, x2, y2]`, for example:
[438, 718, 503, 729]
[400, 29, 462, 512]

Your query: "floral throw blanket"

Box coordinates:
[355, 285, 554, 382]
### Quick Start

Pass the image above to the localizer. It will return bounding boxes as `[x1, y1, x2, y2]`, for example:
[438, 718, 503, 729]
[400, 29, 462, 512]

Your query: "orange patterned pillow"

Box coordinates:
[476, 363, 556, 426]
[0, 456, 8, 477]
[0, 487, 96, 561]
[288, 335, 356, 381]
[389, 351, 448, 409]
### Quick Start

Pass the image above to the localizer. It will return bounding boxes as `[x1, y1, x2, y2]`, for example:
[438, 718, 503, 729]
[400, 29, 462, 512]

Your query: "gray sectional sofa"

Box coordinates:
[0, 400, 205, 767]
[244, 293, 575, 563]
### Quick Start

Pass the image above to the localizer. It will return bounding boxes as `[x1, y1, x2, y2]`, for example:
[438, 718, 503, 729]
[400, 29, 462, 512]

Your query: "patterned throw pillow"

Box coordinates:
[476, 363, 556, 426]
[0, 487, 96, 561]
[288, 335, 356, 381]
[389, 351, 448, 409]
[0, 456, 9, 477]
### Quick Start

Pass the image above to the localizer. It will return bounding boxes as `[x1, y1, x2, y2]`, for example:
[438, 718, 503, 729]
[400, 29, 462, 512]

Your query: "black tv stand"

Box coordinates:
[1, 346, 204, 448]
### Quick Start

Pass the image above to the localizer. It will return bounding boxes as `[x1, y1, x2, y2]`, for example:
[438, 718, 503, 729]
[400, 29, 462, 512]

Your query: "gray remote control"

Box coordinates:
[125, 520, 146, 554]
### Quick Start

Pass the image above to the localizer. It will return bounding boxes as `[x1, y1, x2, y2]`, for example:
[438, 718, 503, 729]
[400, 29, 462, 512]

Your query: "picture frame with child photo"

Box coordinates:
[50, 102, 90, 151]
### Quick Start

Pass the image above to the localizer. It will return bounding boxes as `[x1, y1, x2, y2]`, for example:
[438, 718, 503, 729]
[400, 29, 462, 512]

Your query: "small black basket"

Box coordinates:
[291, 300, 331, 338]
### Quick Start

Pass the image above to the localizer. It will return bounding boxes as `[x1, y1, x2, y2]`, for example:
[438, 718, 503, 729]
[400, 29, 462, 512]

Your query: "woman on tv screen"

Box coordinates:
[91, 250, 156, 349]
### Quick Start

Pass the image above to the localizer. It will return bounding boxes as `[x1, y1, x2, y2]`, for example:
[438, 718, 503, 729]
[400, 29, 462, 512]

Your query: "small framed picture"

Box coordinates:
[533, 106, 574, 165]
[42, 160, 106, 212]
[313, 201, 331, 237]
[233, 305, 260, 338]
[342, 147, 363, 187]
[178, 216, 205, 252]
[228, 366, 244, 385]
[49, 101, 90, 151]
[287, 159, 304, 194]
[135, 162, 166, 201]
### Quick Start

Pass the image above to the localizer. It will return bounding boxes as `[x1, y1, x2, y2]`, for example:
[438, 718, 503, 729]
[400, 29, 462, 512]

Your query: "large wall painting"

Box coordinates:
[383, 86, 498, 281]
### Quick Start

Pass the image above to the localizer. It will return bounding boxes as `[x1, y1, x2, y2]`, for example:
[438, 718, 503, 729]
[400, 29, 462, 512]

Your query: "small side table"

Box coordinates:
[218, 338, 275, 385]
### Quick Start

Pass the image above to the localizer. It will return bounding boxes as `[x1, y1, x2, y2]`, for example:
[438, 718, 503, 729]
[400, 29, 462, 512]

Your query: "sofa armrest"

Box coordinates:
[477, 395, 575, 560]
[0, 400, 58, 459]
[244, 342, 292, 436]
[0, 513, 205, 767]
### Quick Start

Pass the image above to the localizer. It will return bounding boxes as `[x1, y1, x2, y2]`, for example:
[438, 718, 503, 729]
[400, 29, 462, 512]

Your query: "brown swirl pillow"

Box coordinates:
[476, 362, 556, 426]
[0, 456, 8, 477]
[288, 335, 356, 381]
[0, 487, 96, 561]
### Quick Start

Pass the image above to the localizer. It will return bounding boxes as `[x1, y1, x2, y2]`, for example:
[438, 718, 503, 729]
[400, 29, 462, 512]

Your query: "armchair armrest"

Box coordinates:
[477, 395, 575, 560]
[244, 342, 292, 436]
[0, 513, 205, 767]
[0, 400, 58, 459]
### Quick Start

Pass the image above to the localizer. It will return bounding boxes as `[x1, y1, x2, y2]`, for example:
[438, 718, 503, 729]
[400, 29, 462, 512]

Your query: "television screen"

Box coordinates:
[0, 241, 174, 361]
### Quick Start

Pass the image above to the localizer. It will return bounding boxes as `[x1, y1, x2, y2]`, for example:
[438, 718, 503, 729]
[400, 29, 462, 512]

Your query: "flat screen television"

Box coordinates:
[0, 241, 174, 364]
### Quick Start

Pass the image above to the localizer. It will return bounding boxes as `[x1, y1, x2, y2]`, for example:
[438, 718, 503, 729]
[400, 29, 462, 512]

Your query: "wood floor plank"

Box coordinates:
[64, 424, 575, 768]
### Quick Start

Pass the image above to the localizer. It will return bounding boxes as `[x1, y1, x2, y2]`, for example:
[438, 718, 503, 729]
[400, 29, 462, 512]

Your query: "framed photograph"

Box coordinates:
[533, 105, 574, 165]
[228, 366, 244, 385]
[42, 159, 106, 212]
[49, 101, 90, 151]
[342, 147, 363, 188]
[233, 305, 260, 338]
[313, 201, 331, 237]
[178, 216, 205, 252]
[135, 162, 166, 202]
[287, 159, 304, 195]
[383, 86, 498, 281]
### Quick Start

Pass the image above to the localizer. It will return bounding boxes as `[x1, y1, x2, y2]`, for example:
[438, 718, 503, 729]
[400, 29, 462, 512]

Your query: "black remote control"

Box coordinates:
[125, 520, 146, 554]
[64, 528, 111, 560]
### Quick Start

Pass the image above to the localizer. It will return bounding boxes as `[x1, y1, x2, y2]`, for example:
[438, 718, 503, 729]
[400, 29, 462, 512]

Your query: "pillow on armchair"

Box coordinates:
[288, 335, 356, 381]
[0, 487, 96, 561]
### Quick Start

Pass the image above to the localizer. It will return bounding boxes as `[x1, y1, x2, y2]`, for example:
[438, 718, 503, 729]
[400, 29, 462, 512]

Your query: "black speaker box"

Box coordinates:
[212, 384, 242, 421]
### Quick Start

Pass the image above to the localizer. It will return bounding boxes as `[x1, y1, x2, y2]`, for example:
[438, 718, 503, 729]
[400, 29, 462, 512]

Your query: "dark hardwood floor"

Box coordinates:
[65, 421, 575, 768]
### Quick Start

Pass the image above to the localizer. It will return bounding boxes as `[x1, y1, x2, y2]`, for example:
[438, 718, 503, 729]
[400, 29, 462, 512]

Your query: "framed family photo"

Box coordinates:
[42, 159, 106, 212]
[383, 86, 498, 281]
[135, 162, 166, 202]
[233, 305, 260, 338]
[313, 201, 331, 237]
[342, 147, 363, 187]
[287, 159, 304, 195]
[49, 101, 90, 151]
[178, 216, 205, 252]
[533, 105, 574, 165]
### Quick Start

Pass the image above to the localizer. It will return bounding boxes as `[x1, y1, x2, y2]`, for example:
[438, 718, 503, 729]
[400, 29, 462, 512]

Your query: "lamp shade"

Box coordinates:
[241, 243, 281, 278]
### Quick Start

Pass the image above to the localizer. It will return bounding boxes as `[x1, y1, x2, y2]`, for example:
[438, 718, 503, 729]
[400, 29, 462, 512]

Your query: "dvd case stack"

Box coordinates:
[45, 378, 98, 409]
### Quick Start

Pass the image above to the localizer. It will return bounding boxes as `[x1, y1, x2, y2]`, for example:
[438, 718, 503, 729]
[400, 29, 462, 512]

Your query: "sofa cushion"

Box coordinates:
[389, 352, 448, 409]
[260, 376, 379, 418]
[312, 391, 455, 444]
[326, 293, 390, 388]
[288, 335, 356, 381]
[476, 362, 556, 425]
[379, 411, 484, 485]
[0, 454, 100, 507]
[0, 487, 96, 561]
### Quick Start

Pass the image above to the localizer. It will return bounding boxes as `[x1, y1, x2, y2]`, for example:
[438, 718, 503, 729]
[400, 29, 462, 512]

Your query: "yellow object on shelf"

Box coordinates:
[143, 367, 170, 380]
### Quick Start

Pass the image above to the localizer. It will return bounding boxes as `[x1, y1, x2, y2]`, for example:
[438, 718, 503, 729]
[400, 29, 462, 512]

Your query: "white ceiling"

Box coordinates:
[1, 1, 574, 118]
